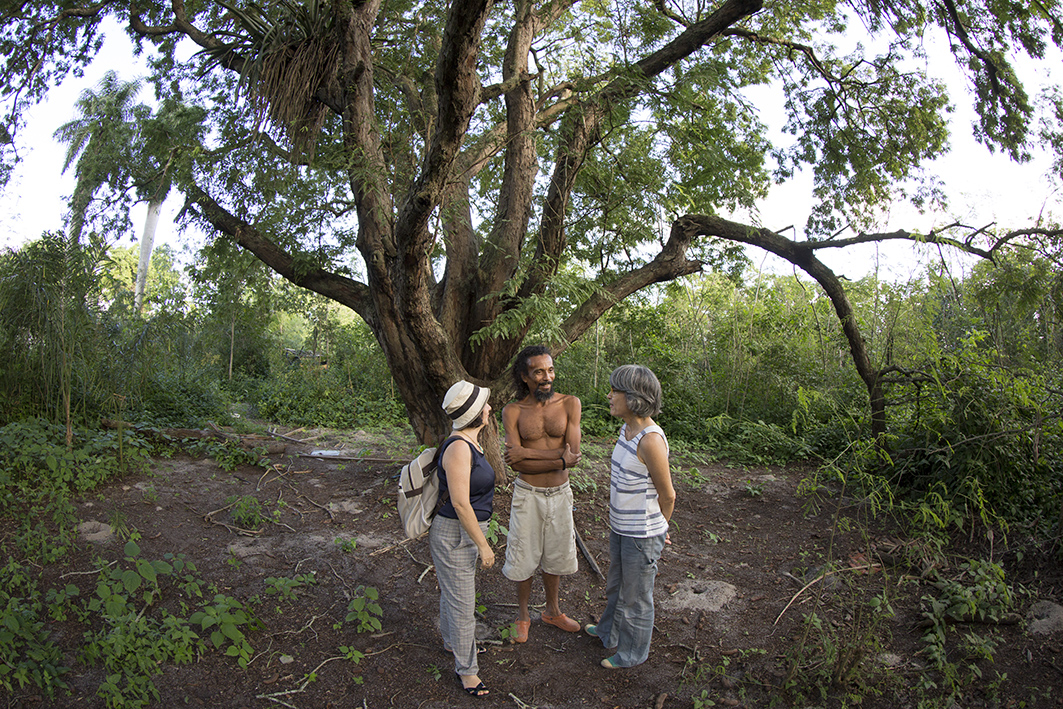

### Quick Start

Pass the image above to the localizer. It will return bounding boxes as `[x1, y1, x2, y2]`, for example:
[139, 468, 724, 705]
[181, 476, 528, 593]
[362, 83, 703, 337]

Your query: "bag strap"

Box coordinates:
[435, 434, 480, 508]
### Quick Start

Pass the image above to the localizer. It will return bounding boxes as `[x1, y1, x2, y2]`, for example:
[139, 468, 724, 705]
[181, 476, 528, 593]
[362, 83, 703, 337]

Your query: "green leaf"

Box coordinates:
[121, 569, 142, 594]
[137, 558, 157, 584]
[220, 622, 243, 641]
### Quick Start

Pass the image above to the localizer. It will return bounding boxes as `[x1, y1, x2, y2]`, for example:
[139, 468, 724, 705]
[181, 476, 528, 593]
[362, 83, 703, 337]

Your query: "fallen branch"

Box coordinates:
[297, 452, 408, 463]
[369, 535, 423, 556]
[256, 656, 346, 705]
[574, 526, 604, 580]
[773, 563, 880, 626]
[207, 421, 239, 441]
[61, 560, 117, 578]
[267, 427, 309, 444]
[509, 692, 541, 709]
[194, 500, 264, 537]
[914, 612, 1023, 630]
[298, 494, 335, 521]
[363, 642, 402, 657]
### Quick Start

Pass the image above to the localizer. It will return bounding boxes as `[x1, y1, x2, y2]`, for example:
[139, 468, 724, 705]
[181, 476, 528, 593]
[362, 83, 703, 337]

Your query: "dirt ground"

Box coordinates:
[10, 426, 1063, 709]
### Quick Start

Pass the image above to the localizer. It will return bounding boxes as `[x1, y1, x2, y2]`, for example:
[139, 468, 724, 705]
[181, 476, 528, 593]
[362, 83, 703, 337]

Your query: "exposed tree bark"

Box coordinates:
[134, 198, 161, 314]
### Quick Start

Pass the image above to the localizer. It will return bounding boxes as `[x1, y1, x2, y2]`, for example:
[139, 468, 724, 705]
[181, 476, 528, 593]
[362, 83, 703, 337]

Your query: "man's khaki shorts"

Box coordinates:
[502, 478, 578, 580]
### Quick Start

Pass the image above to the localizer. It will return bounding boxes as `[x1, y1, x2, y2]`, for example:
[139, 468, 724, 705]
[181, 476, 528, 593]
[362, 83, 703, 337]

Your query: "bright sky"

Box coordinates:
[0, 17, 1059, 282]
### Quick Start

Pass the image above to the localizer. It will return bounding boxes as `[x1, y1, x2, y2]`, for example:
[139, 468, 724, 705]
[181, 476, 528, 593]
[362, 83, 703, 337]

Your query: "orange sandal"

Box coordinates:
[512, 619, 530, 643]
[541, 613, 580, 632]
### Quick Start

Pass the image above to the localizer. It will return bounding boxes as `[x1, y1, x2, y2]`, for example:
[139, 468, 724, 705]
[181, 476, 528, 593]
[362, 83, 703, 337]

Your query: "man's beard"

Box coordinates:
[533, 387, 554, 403]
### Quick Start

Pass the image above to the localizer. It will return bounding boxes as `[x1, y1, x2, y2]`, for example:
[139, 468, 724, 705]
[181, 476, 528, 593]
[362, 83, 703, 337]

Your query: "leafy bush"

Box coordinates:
[0, 419, 151, 494]
[885, 332, 1063, 532]
[699, 414, 812, 466]
[129, 371, 233, 428]
[0, 561, 69, 698]
[252, 359, 406, 428]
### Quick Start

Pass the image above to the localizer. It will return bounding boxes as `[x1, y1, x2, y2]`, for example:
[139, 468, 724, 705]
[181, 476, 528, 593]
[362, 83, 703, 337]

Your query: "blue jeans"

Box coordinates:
[595, 530, 666, 667]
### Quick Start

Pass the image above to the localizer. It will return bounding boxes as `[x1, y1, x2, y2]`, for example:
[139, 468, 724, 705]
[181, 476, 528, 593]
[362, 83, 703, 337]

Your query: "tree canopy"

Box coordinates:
[2, 0, 1061, 443]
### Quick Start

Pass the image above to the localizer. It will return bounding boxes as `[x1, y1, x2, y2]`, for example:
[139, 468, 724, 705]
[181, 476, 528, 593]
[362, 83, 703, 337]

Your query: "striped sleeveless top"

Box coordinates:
[609, 424, 669, 538]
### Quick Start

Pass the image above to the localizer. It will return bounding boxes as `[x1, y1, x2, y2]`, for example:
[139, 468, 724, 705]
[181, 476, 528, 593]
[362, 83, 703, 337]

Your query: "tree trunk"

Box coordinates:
[228, 309, 235, 381]
[134, 199, 162, 314]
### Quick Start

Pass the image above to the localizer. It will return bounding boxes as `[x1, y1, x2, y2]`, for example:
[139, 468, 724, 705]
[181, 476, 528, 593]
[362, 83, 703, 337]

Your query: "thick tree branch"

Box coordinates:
[386, 0, 495, 394]
[521, 0, 764, 305]
[560, 221, 704, 343]
[130, 0, 248, 76]
[937, 0, 1007, 102]
[653, 0, 688, 27]
[822, 225, 1063, 259]
[472, 0, 543, 357]
[186, 185, 375, 326]
[723, 28, 870, 87]
[395, 0, 493, 256]
[670, 213, 888, 436]
[59, 3, 107, 19]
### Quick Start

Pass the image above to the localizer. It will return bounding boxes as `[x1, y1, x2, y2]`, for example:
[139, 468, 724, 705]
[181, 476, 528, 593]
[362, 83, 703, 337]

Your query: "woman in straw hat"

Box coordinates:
[430, 380, 497, 697]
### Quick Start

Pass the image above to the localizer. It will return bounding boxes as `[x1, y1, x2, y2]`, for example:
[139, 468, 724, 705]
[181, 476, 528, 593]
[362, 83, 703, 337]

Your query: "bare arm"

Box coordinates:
[440, 440, 495, 568]
[639, 431, 675, 524]
[564, 396, 582, 457]
[502, 398, 583, 473]
[502, 403, 569, 473]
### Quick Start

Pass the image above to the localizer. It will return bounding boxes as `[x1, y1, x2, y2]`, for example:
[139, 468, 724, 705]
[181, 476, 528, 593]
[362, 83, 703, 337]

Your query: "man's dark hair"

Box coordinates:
[512, 345, 551, 399]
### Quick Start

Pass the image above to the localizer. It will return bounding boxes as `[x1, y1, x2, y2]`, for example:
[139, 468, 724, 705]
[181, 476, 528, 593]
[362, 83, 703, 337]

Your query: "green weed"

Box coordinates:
[334, 537, 357, 553]
[264, 573, 317, 602]
[484, 517, 508, 545]
[920, 558, 1014, 694]
[188, 594, 260, 669]
[342, 585, 383, 634]
[226, 494, 264, 529]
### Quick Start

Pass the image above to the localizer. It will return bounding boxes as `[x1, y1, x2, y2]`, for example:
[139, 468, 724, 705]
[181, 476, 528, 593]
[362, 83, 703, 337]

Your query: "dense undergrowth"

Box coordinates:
[0, 416, 1057, 708]
[0, 233, 1060, 705]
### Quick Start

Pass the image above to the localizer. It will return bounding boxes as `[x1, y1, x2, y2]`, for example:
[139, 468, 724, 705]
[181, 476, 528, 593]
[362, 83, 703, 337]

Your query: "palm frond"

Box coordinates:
[196, 0, 339, 157]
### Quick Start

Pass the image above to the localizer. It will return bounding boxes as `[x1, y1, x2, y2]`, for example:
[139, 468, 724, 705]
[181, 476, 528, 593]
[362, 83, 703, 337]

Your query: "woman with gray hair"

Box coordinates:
[430, 380, 497, 697]
[586, 364, 676, 669]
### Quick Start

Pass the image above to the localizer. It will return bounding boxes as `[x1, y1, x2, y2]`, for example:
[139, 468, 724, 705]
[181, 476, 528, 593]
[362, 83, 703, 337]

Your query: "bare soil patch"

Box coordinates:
[8, 427, 1063, 708]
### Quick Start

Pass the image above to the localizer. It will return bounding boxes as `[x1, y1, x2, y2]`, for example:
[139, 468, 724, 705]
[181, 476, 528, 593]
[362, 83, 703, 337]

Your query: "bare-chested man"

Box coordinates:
[501, 345, 582, 643]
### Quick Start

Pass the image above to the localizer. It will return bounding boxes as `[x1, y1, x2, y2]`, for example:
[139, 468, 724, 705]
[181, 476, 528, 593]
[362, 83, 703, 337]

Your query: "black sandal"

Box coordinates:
[456, 673, 489, 697]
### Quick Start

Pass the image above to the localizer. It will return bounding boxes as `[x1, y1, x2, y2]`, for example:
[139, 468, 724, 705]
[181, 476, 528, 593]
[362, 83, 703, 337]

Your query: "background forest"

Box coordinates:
[2, 231, 1060, 535]
[0, 224, 1061, 707]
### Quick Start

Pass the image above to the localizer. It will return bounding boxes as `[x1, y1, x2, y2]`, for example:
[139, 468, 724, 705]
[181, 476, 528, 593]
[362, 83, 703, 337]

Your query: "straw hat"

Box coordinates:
[442, 380, 490, 429]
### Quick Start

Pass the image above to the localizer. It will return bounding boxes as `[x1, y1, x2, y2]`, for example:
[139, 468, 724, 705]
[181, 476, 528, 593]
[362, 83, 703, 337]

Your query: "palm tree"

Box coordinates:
[53, 72, 142, 247]
[130, 97, 206, 314]
[54, 76, 204, 315]
[135, 199, 163, 313]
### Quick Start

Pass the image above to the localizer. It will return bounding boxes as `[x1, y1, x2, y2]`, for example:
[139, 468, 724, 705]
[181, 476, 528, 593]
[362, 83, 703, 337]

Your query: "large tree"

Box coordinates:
[2, 0, 1061, 450]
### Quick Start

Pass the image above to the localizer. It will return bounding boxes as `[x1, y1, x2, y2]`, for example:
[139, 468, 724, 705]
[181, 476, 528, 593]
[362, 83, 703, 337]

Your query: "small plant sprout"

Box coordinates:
[334, 537, 357, 553]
